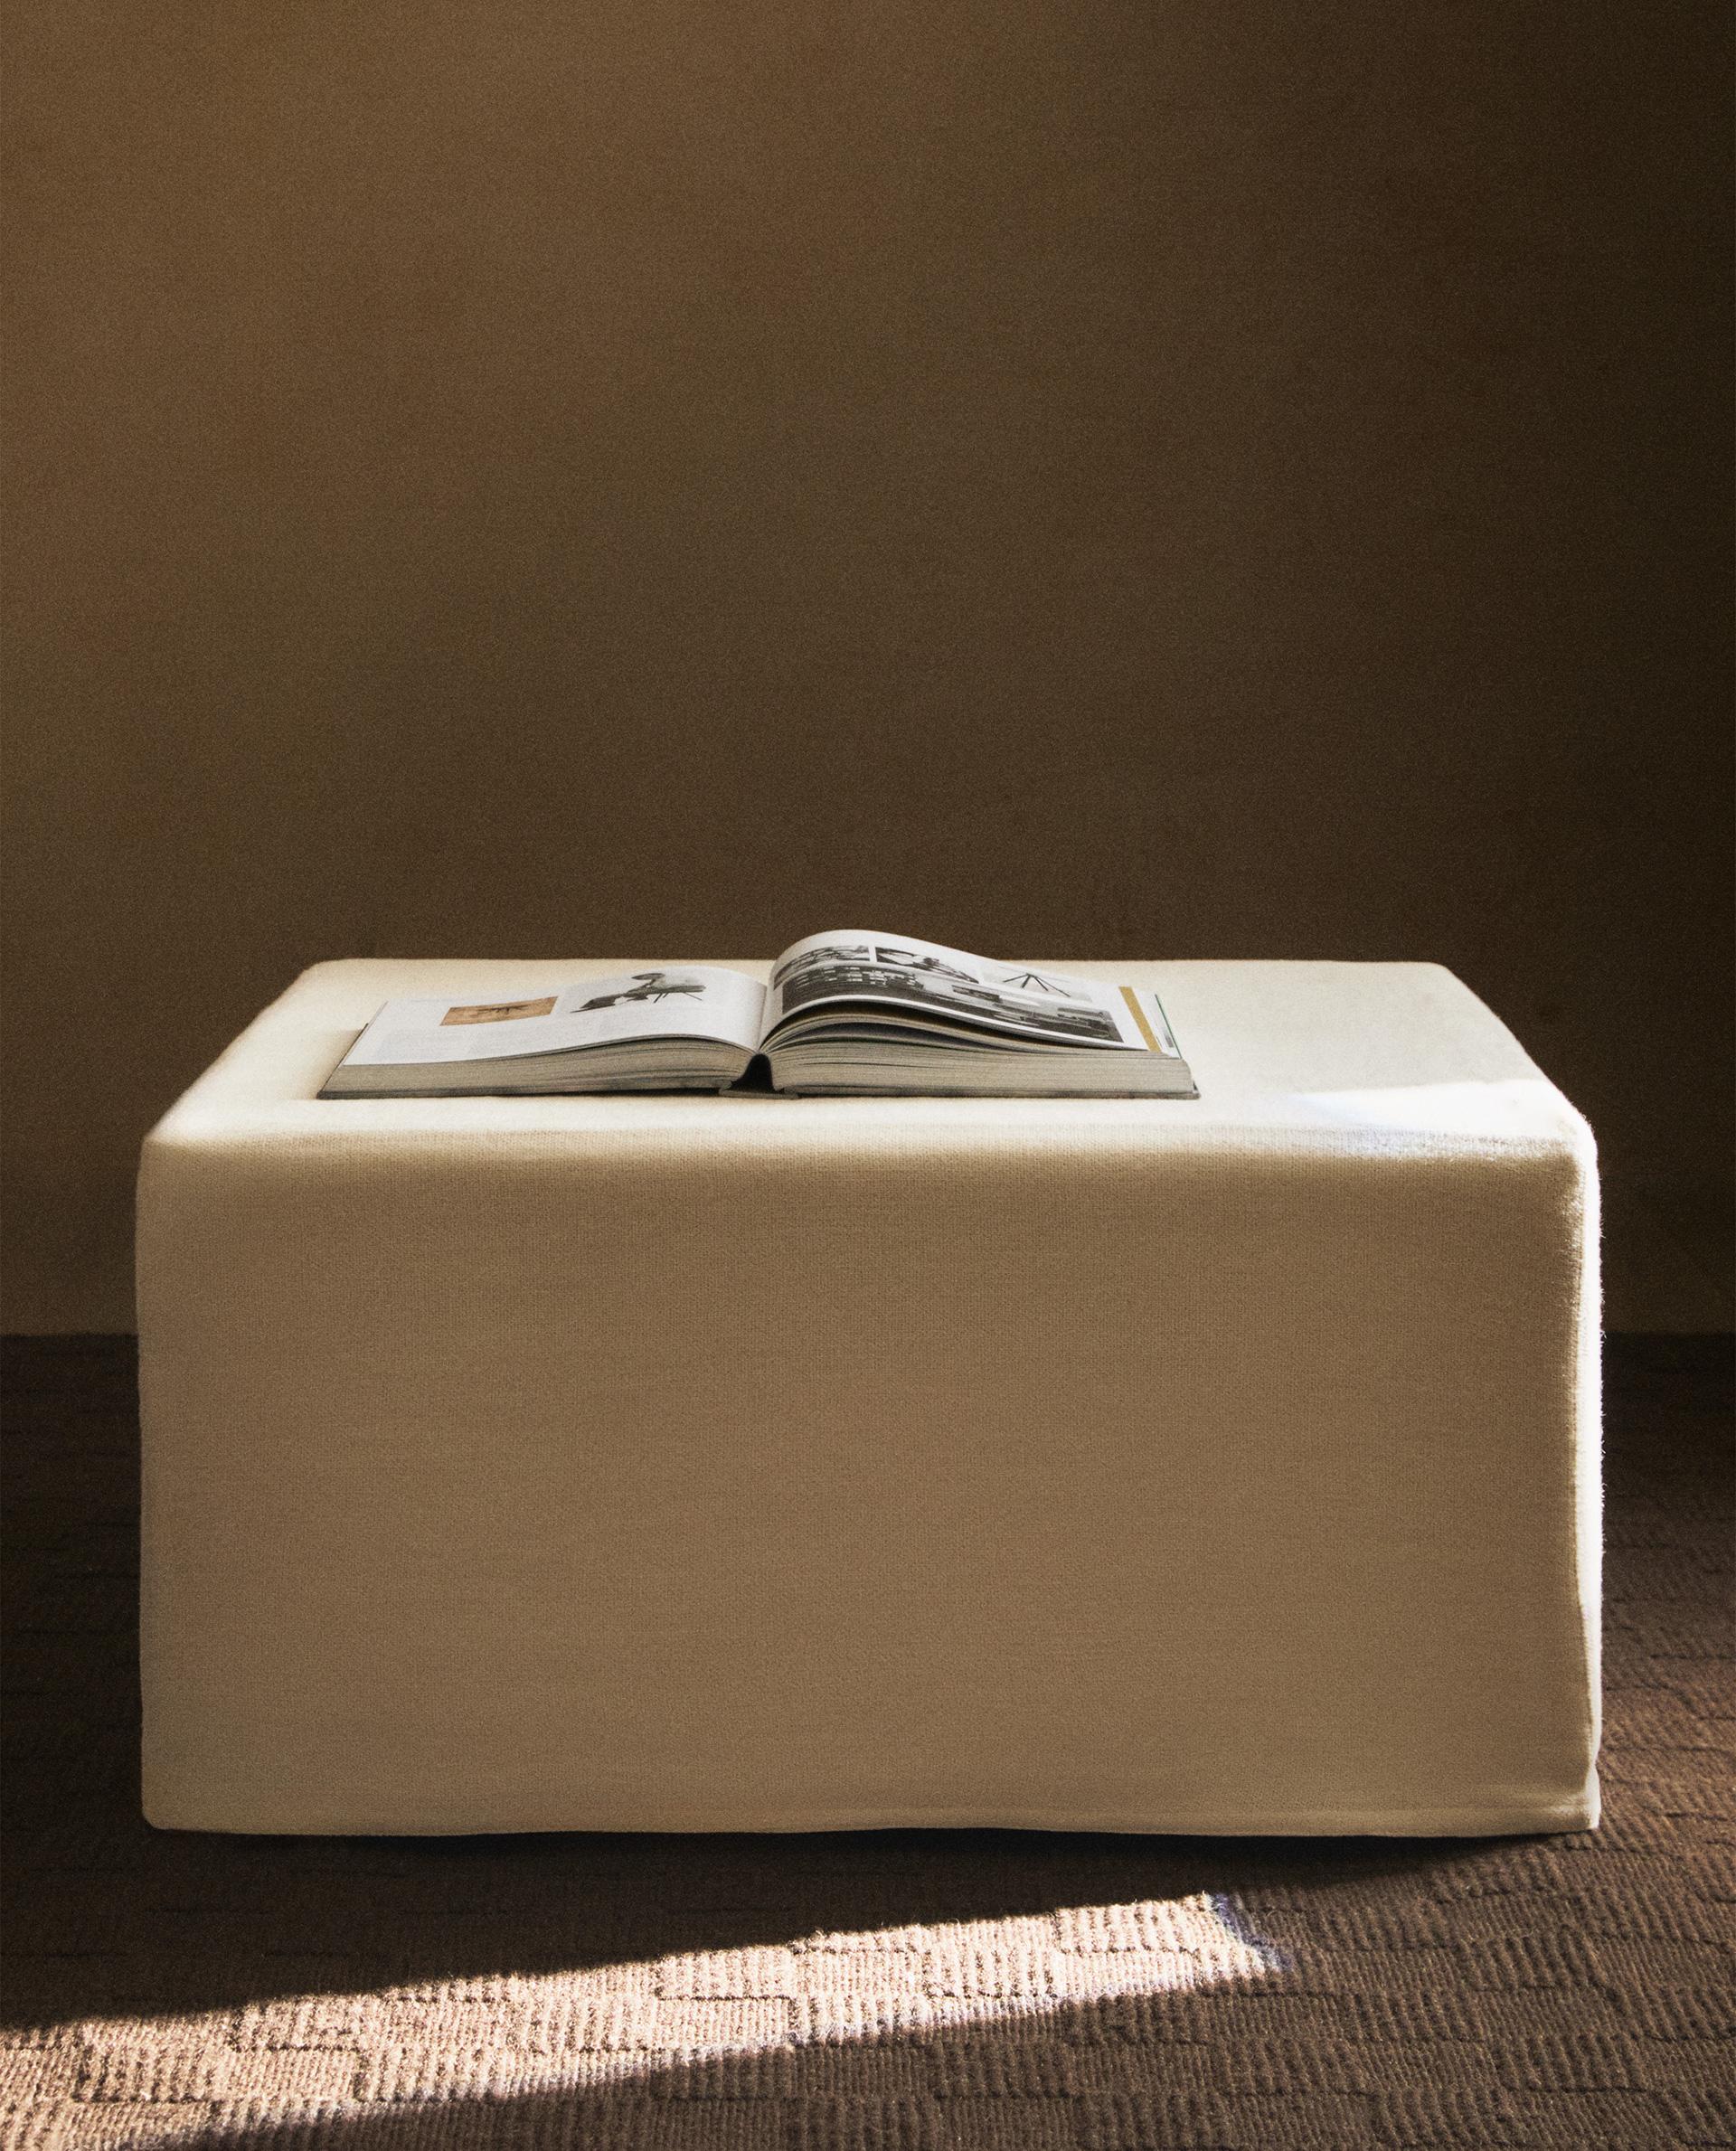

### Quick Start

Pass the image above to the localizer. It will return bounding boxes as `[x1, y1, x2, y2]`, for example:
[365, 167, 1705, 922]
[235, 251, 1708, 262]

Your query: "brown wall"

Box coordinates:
[5, 1, 1731, 1332]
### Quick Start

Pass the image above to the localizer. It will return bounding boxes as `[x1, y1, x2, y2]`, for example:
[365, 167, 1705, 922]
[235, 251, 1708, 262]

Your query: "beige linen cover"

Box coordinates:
[137, 960, 1600, 1835]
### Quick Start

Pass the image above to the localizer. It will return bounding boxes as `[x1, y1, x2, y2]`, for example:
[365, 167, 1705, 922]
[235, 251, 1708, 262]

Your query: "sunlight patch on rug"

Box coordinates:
[6, 1893, 1283, 2144]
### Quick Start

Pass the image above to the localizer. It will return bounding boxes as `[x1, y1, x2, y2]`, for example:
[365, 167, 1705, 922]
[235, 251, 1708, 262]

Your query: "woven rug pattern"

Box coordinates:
[2, 1335, 1731, 2150]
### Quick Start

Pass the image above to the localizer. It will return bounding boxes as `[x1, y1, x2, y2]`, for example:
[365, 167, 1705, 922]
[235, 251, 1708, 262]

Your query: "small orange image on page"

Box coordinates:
[440, 996, 558, 1026]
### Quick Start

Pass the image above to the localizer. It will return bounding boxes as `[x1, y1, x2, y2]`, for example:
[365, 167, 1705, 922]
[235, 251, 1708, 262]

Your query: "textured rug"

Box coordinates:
[2, 1335, 1731, 2150]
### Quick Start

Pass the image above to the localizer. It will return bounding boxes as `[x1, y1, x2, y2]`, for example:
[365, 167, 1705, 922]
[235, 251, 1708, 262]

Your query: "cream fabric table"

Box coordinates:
[137, 960, 1600, 1836]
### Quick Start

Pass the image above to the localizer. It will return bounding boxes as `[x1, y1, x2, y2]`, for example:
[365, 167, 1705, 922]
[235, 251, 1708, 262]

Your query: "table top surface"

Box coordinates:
[148, 958, 1594, 1162]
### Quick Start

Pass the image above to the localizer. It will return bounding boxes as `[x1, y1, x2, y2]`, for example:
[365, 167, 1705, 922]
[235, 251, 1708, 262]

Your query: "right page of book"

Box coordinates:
[759, 930, 1175, 1053]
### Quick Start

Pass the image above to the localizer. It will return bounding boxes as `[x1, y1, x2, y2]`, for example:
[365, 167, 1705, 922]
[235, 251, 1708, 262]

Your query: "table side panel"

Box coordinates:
[137, 1121, 1599, 1834]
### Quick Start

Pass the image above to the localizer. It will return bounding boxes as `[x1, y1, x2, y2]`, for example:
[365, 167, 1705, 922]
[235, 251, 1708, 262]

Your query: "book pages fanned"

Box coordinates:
[319, 933, 1198, 1099]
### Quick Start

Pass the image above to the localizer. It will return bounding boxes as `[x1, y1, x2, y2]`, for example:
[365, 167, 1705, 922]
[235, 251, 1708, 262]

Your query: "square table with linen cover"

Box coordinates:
[137, 959, 1599, 1835]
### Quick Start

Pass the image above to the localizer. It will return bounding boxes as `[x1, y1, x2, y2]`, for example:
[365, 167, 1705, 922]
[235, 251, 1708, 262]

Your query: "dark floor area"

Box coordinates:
[2, 1335, 1731, 2149]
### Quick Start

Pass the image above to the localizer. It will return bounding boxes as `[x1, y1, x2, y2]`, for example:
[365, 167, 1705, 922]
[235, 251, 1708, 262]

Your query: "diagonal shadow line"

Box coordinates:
[0, 1812, 1469, 2028]
[55, 1979, 1324, 2151]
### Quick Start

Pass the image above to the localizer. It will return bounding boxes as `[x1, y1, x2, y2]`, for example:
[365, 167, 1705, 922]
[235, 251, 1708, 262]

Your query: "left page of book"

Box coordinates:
[335, 967, 768, 1071]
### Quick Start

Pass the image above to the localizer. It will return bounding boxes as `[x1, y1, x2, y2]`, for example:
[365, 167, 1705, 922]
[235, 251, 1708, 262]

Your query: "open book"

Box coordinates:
[319, 931, 1198, 1099]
